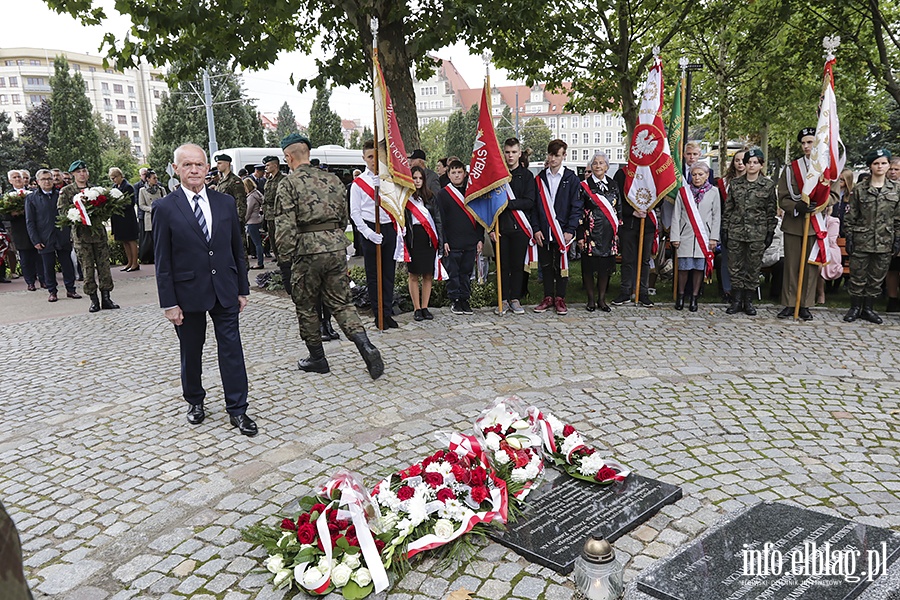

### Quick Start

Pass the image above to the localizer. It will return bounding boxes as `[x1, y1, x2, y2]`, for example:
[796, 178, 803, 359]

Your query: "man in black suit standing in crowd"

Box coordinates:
[153, 143, 258, 437]
[25, 169, 80, 303]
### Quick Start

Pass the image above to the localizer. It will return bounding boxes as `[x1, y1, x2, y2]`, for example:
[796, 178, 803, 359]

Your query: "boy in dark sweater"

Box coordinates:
[437, 160, 484, 314]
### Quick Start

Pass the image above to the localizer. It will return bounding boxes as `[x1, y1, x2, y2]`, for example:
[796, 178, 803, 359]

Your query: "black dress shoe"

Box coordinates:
[798, 307, 813, 321]
[414, 309, 424, 321]
[385, 316, 400, 329]
[67, 290, 82, 299]
[585, 303, 596, 312]
[230, 413, 258, 437]
[187, 404, 205, 425]
[421, 307, 434, 320]
[598, 303, 611, 312]
[27, 283, 36, 291]
[776, 306, 793, 319]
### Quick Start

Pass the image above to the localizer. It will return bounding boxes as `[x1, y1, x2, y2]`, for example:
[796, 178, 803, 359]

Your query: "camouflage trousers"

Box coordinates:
[1, 501, 34, 600]
[726, 239, 765, 290]
[848, 251, 891, 298]
[290, 250, 364, 345]
[73, 239, 113, 295]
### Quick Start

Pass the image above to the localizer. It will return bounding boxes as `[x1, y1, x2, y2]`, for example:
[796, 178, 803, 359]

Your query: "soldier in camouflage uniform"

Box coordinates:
[723, 148, 777, 316]
[274, 133, 383, 380]
[57, 160, 120, 313]
[214, 154, 248, 226]
[843, 149, 900, 324]
[0, 501, 33, 599]
[262, 154, 293, 293]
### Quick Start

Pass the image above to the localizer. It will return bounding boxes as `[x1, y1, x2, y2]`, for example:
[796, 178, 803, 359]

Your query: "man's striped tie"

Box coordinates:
[192, 194, 209, 241]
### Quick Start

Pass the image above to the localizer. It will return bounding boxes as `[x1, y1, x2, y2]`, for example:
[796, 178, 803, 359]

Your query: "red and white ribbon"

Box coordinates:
[406, 197, 447, 280]
[536, 176, 571, 275]
[526, 407, 557, 454]
[353, 176, 404, 261]
[580, 180, 619, 236]
[511, 209, 538, 271]
[677, 186, 714, 277]
[73, 197, 92, 226]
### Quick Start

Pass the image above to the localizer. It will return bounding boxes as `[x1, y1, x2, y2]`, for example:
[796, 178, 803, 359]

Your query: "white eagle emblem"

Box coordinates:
[632, 129, 658, 159]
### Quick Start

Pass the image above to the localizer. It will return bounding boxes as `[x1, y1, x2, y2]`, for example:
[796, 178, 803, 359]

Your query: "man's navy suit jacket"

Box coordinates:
[152, 186, 249, 312]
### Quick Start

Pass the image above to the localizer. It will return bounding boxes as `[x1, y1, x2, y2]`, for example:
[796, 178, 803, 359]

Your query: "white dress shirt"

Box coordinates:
[546, 168, 562, 201]
[350, 169, 394, 238]
[186, 185, 213, 239]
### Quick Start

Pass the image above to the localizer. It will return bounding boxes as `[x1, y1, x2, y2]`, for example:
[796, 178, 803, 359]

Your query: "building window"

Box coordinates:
[72, 64, 80, 71]
[134, 145, 141, 155]
[115, 100, 125, 109]
[16, 60, 24, 66]
[105, 69, 114, 74]
[102, 82, 109, 93]
[549, 117, 556, 128]
[153, 90, 160, 99]
[117, 115, 127, 124]
[119, 131, 128, 138]
[113, 84, 123, 94]
[106, 114, 113, 123]
[11, 94, 20, 104]
[130, 101, 136, 111]
[103, 98, 112, 109]
[619, 131, 625, 142]
[605, 132, 613, 143]
[582, 149, 589, 161]
[606, 114, 614, 127]
[26, 77, 45, 86]
[3, 61, 12, 66]
[560, 133, 567, 143]
[0, 78, 5, 88]
[571, 132, 579, 144]
[594, 132, 601, 144]
[127, 85, 134, 95]
[571, 116, 578, 128]
[559, 118, 566, 130]
[0, 95, 7, 105]
[594, 115, 602, 127]
[528, 104, 540, 113]
[582, 115, 589, 127]
[583, 133, 589, 144]
[8, 77, 17, 87]
[131, 116, 138, 125]
[89, 66, 96, 72]
[531, 91, 542, 102]
[30, 60, 40, 66]
[617, 148, 624, 161]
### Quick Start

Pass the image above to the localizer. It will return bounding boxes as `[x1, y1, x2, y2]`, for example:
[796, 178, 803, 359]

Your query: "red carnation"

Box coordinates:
[396, 486, 415, 501]
[297, 513, 310, 525]
[311, 503, 327, 515]
[451, 464, 470, 484]
[423, 471, 444, 488]
[431, 450, 446, 462]
[470, 485, 489, 504]
[407, 463, 422, 477]
[563, 424, 576, 437]
[296, 523, 316, 545]
[596, 466, 618, 481]
[281, 518, 297, 531]
[375, 539, 386, 553]
[470, 466, 487, 485]
[444, 452, 459, 464]
[436, 487, 456, 503]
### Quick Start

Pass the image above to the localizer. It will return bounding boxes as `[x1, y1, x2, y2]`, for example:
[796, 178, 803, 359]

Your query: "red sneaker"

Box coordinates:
[555, 297, 568, 315]
[533, 296, 554, 313]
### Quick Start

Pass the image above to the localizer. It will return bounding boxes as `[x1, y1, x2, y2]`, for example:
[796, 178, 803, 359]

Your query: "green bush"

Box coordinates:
[107, 234, 127, 266]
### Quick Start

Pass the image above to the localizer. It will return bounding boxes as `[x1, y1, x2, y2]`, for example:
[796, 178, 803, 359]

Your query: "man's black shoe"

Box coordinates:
[451, 300, 465, 315]
[776, 306, 793, 319]
[187, 404, 205, 425]
[638, 296, 654, 308]
[798, 307, 813, 321]
[610, 294, 630, 306]
[462, 299, 474, 315]
[230, 413, 258, 437]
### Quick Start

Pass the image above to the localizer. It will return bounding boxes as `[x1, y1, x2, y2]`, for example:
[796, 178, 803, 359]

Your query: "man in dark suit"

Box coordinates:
[153, 143, 258, 437]
[25, 169, 80, 302]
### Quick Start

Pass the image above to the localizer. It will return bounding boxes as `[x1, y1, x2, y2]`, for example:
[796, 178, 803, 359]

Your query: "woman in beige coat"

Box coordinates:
[671, 162, 720, 311]
[137, 170, 165, 264]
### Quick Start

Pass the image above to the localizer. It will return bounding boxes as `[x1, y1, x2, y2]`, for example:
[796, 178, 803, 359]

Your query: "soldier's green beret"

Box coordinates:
[215, 154, 232, 163]
[68, 160, 87, 172]
[797, 128, 816, 142]
[865, 148, 892, 167]
[744, 148, 765, 163]
[280, 133, 311, 150]
[262, 155, 279, 164]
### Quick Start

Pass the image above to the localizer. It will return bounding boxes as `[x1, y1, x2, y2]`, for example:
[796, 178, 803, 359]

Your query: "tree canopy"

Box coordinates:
[48, 56, 101, 174]
[307, 87, 344, 147]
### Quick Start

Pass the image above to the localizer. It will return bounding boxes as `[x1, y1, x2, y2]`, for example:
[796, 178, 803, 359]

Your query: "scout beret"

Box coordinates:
[280, 133, 312, 150]
[409, 149, 427, 160]
[68, 160, 87, 172]
[744, 147, 765, 163]
[215, 154, 232, 163]
[796, 128, 816, 142]
[262, 155, 280, 164]
[865, 148, 892, 166]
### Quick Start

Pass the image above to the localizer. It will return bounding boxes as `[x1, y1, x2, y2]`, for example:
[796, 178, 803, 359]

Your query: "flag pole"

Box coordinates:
[370, 17, 384, 330]
[635, 217, 646, 304]
[673, 61, 687, 302]
[482, 55, 504, 315]
[794, 214, 811, 319]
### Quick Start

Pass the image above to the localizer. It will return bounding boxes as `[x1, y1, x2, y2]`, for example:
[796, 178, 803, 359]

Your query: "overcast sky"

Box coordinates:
[8, 0, 513, 128]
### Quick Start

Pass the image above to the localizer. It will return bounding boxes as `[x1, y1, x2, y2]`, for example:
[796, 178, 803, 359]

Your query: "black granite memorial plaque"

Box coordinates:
[489, 468, 682, 574]
[637, 502, 900, 600]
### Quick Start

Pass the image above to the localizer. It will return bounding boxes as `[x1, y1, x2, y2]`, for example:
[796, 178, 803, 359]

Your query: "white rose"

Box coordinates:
[109, 187, 123, 199]
[330, 562, 353, 587]
[265, 554, 285, 573]
[495, 451, 511, 465]
[297, 564, 320, 586]
[85, 189, 100, 200]
[67, 207, 81, 223]
[343, 553, 361, 570]
[316, 556, 331, 573]
[352, 567, 372, 587]
[433, 518, 456, 539]
[273, 568, 292, 587]
[484, 431, 501, 452]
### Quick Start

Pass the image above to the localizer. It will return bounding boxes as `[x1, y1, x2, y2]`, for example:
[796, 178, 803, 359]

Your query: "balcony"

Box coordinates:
[23, 83, 51, 93]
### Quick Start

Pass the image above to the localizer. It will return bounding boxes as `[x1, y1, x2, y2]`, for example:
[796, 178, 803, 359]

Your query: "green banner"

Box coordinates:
[667, 74, 685, 200]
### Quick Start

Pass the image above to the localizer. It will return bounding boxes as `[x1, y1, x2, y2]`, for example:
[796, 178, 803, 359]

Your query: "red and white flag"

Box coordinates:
[624, 57, 678, 212]
[373, 53, 414, 227]
[803, 56, 845, 203]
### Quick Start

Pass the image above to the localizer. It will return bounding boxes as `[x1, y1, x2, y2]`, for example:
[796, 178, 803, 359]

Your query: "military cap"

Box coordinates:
[253, 164, 265, 170]
[796, 128, 816, 142]
[215, 153, 232, 163]
[865, 148, 892, 167]
[280, 133, 312, 150]
[744, 147, 765, 163]
[262, 155, 280, 164]
[409, 149, 427, 160]
[68, 159, 87, 172]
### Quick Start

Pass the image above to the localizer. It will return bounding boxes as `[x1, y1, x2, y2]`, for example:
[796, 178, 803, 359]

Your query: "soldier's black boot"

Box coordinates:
[319, 321, 331, 342]
[298, 344, 330, 373]
[88, 292, 101, 313]
[674, 294, 684, 311]
[843, 297, 861, 322]
[350, 332, 384, 380]
[725, 289, 743, 314]
[100, 291, 119, 309]
[861, 298, 883, 324]
[743, 290, 757, 316]
[322, 306, 339, 340]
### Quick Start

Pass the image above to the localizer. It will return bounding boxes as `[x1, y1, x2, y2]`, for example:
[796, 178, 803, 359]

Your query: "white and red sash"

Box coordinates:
[406, 198, 448, 280]
[677, 187, 714, 276]
[648, 210, 659, 255]
[580, 180, 619, 236]
[445, 184, 476, 227]
[511, 210, 538, 271]
[788, 160, 828, 264]
[535, 176, 571, 275]
[353, 176, 404, 261]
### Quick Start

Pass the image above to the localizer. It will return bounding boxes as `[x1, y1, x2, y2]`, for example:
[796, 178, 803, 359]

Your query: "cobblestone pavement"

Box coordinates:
[1, 276, 899, 600]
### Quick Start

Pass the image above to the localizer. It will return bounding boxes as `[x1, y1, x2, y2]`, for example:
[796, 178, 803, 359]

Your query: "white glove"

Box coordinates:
[363, 228, 383, 245]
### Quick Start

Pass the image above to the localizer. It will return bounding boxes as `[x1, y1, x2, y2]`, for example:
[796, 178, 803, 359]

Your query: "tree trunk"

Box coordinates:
[717, 32, 729, 179]
[619, 77, 637, 146]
